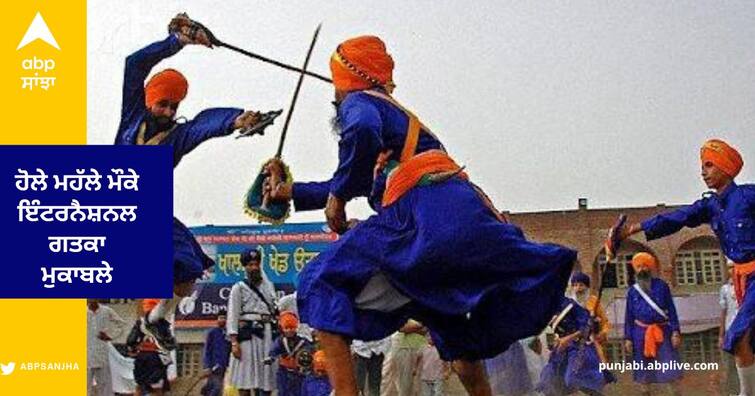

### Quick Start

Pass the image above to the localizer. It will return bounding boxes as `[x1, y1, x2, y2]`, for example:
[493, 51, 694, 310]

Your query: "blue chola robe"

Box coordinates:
[293, 89, 576, 360]
[624, 278, 682, 383]
[115, 35, 243, 283]
[538, 297, 612, 395]
[641, 182, 755, 354]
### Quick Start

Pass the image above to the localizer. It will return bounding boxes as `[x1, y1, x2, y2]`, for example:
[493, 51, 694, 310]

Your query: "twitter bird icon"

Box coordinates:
[1, 362, 15, 376]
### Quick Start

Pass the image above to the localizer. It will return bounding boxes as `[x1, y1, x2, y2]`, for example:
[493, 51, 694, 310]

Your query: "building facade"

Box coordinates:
[507, 199, 726, 365]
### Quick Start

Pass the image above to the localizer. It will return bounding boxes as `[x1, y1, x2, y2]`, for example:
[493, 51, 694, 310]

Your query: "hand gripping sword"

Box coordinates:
[241, 24, 323, 224]
[580, 214, 627, 347]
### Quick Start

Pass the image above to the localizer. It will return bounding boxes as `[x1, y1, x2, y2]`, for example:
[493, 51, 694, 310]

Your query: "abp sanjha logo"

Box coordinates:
[17, 11, 60, 92]
[0, 361, 79, 374]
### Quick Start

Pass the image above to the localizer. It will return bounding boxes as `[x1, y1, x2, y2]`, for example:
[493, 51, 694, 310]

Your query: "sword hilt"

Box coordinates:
[190, 20, 223, 47]
[236, 109, 283, 139]
[604, 214, 628, 262]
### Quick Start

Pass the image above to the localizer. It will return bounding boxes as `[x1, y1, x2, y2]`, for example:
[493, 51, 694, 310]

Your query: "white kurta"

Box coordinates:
[87, 304, 126, 396]
[227, 279, 278, 391]
[87, 305, 126, 368]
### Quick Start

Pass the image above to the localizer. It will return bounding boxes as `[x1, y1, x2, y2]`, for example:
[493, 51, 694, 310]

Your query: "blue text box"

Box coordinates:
[0, 145, 173, 298]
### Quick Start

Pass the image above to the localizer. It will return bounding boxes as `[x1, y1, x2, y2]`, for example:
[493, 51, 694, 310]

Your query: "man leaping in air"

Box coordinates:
[115, 14, 265, 351]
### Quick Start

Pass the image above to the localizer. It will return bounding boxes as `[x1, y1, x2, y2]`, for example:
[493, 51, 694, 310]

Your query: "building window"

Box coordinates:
[604, 339, 629, 364]
[177, 343, 204, 377]
[681, 328, 721, 364]
[597, 253, 636, 288]
[675, 249, 724, 286]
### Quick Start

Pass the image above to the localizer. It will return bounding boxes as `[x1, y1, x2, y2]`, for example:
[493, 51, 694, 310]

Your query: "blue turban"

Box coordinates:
[570, 271, 590, 287]
[240, 248, 262, 266]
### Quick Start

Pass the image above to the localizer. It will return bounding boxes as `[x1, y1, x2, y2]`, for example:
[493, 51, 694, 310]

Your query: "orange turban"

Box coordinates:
[313, 350, 327, 374]
[144, 69, 188, 108]
[631, 252, 658, 273]
[700, 139, 743, 178]
[279, 311, 299, 331]
[330, 36, 394, 93]
[142, 298, 159, 313]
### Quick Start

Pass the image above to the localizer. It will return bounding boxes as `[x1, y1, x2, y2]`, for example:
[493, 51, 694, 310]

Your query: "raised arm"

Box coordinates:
[292, 181, 333, 211]
[116, 35, 184, 144]
[620, 198, 712, 241]
[116, 14, 215, 145]
[122, 36, 182, 113]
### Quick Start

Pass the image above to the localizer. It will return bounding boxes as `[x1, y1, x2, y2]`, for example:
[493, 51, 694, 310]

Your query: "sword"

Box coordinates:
[580, 214, 627, 350]
[594, 214, 627, 311]
[194, 21, 332, 84]
[275, 23, 322, 158]
[236, 109, 283, 139]
[239, 24, 323, 224]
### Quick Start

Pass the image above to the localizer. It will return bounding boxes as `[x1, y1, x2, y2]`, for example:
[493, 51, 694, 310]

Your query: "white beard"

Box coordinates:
[574, 291, 589, 307]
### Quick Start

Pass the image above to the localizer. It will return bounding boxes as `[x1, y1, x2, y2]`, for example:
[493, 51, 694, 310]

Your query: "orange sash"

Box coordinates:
[733, 261, 755, 306]
[635, 320, 665, 359]
[360, 90, 464, 207]
[382, 150, 466, 207]
[363, 91, 505, 221]
[280, 355, 297, 370]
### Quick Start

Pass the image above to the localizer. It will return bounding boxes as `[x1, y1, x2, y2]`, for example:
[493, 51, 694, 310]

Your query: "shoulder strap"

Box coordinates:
[236, 280, 277, 316]
[283, 337, 307, 355]
[136, 121, 174, 145]
[633, 283, 668, 320]
[246, 280, 278, 316]
[291, 338, 306, 354]
[361, 90, 423, 163]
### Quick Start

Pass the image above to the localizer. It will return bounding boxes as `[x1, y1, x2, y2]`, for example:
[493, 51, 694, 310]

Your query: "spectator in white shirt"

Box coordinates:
[417, 337, 449, 396]
[87, 299, 127, 396]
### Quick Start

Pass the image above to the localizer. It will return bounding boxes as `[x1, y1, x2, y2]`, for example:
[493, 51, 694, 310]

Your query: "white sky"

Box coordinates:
[88, 1, 755, 227]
